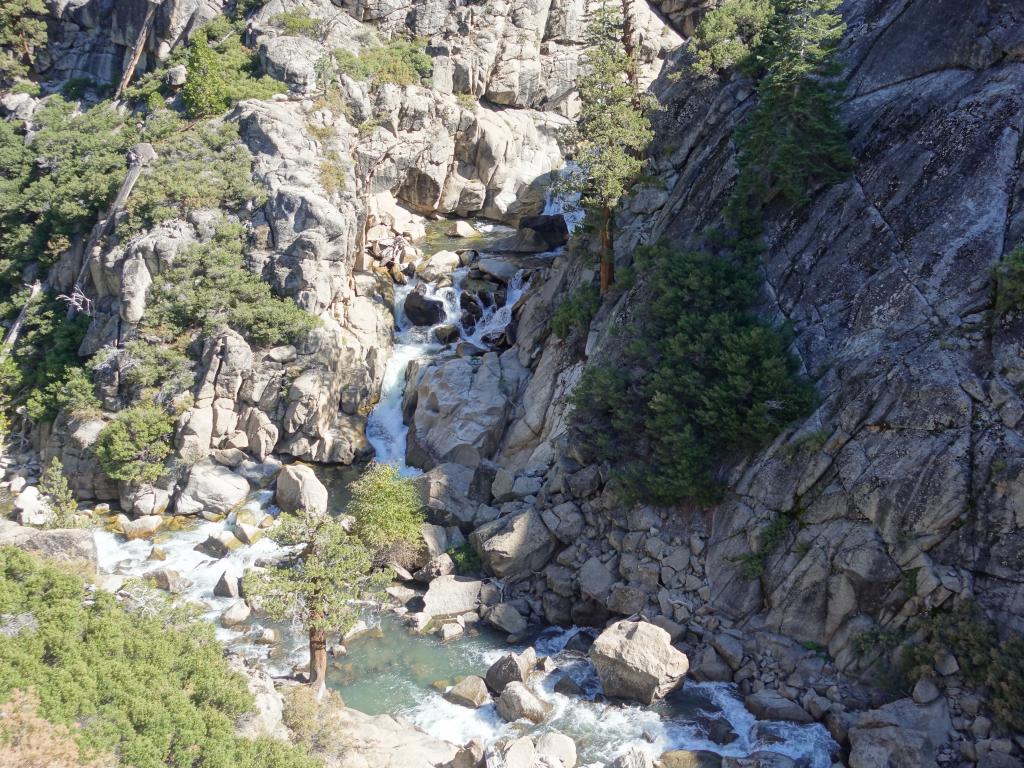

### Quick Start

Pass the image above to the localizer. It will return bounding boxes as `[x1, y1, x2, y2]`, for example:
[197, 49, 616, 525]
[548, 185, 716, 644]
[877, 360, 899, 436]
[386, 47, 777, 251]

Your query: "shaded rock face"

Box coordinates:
[419, 0, 1024, 685]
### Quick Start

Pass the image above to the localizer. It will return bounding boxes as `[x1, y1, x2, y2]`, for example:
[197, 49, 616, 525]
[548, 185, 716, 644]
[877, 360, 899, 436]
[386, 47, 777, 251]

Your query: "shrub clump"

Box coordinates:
[689, 0, 773, 75]
[121, 120, 264, 237]
[993, 245, 1024, 317]
[272, 7, 324, 38]
[182, 18, 285, 119]
[347, 463, 424, 566]
[550, 284, 600, 339]
[142, 219, 318, 347]
[332, 39, 433, 87]
[94, 404, 175, 485]
[37, 458, 80, 529]
[0, 548, 321, 768]
[569, 242, 814, 504]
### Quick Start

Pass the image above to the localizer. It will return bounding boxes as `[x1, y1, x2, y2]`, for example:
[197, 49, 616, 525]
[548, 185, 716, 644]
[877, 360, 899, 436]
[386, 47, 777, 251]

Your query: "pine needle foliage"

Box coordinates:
[142, 218, 317, 347]
[729, 0, 853, 212]
[94, 403, 175, 485]
[557, 1, 655, 291]
[181, 18, 285, 119]
[570, 242, 814, 504]
[690, 0, 774, 75]
[0, 548, 321, 768]
[0, 0, 48, 84]
[347, 463, 424, 566]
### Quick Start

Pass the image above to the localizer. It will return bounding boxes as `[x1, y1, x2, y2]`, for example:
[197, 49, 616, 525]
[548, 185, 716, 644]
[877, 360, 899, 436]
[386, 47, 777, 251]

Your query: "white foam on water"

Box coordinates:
[91, 205, 837, 767]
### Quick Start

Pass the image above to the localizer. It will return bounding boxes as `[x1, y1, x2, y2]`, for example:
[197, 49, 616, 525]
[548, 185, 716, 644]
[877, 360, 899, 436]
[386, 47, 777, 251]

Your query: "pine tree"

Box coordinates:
[559, 0, 654, 293]
[245, 509, 385, 696]
[730, 0, 852, 213]
[0, 0, 48, 84]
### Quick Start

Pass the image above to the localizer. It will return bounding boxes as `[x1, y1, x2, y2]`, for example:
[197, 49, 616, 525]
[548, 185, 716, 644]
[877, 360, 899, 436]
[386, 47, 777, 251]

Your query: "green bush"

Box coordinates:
[332, 39, 432, 87]
[0, 0, 47, 83]
[0, 98, 136, 308]
[570, 242, 814, 504]
[94, 403, 175, 485]
[121, 120, 264, 237]
[37, 457, 80, 528]
[347, 463, 424, 565]
[120, 340, 194, 401]
[182, 19, 285, 119]
[143, 219, 318, 347]
[273, 7, 324, 38]
[0, 547, 321, 768]
[25, 366, 100, 424]
[690, 0, 774, 74]
[447, 543, 481, 575]
[993, 245, 1024, 317]
[12, 296, 92, 423]
[900, 601, 1024, 732]
[551, 284, 600, 339]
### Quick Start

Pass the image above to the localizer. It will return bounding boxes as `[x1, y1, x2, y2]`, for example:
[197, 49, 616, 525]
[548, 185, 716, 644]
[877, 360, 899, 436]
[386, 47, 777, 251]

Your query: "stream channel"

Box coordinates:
[93, 198, 837, 766]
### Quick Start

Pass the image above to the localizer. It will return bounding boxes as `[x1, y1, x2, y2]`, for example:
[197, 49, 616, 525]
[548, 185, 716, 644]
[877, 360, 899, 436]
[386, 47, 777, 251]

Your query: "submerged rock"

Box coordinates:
[590, 620, 689, 705]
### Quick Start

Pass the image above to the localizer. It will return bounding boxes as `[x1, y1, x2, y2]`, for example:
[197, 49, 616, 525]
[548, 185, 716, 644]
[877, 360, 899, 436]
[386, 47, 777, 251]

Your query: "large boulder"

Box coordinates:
[275, 463, 329, 514]
[0, 521, 98, 570]
[491, 214, 569, 253]
[485, 648, 537, 694]
[469, 509, 556, 577]
[175, 459, 250, 517]
[848, 697, 951, 768]
[495, 681, 549, 724]
[421, 575, 482, 619]
[404, 284, 446, 326]
[444, 675, 491, 708]
[743, 689, 814, 724]
[535, 732, 577, 768]
[590, 620, 689, 704]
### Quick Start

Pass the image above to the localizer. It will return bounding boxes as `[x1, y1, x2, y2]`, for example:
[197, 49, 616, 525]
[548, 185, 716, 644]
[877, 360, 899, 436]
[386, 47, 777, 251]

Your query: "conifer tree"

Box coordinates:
[559, 0, 654, 293]
[245, 509, 385, 696]
[730, 0, 852, 214]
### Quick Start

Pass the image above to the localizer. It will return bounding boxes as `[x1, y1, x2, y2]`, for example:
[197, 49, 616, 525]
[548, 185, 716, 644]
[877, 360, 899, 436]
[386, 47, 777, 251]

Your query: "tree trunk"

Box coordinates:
[113, 0, 160, 101]
[599, 207, 614, 294]
[308, 628, 328, 698]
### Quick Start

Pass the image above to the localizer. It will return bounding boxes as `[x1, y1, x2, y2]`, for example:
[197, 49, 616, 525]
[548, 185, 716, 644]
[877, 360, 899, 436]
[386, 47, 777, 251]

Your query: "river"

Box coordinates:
[93, 196, 837, 766]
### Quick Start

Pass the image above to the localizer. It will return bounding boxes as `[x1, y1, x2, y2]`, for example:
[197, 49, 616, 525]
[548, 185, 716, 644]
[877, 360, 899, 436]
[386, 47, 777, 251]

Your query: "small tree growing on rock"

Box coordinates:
[558, 0, 655, 294]
[347, 462, 423, 568]
[245, 508, 385, 696]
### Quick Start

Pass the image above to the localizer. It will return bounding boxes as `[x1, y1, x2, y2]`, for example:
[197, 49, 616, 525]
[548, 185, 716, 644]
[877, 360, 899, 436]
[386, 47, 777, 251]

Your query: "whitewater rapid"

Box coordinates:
[91, 190, 838, 766]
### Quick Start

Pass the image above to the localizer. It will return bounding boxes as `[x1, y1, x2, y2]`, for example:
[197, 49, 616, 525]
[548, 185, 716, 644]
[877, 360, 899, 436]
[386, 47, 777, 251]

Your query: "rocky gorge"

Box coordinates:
[1, 0, 1023, 767]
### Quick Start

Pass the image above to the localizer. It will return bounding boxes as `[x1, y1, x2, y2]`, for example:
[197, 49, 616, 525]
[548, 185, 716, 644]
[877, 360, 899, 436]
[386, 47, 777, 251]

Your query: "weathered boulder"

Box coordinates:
[419, 249, 462, 281]
[491, 214, 569, 253]
[215, 570, 243, 598]
[487, 602, 528, 635]
[404, 285, 446, 326]
[495, 681, 549, 724]
[0, 521, 97, 570]
[444, 675, 491, 708]
[229, 656, 289, 741]
[221, 600, 252, 628]
[659, 751, 722, 768]
[485, 647, 536, 694]
[275, 463, 328, 515]
[848, 697, 951, 768]
[743, 689, 814, 724]
[121, 514, 163, 540]
[535, 731, 577, 768]
[470, 509, 556, 577]
[175, 459, 250, 517]
[421, 575, 482, 619]
[590, 620, 689, 704]
[151, 568, 192, 594]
